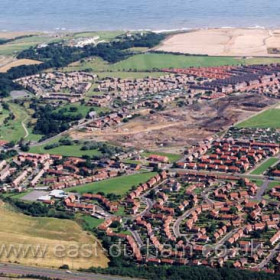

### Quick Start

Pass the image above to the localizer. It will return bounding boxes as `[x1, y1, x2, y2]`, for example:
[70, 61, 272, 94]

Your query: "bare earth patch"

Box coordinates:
[156, 28, 280, 57]
[71, 94, 277, 152]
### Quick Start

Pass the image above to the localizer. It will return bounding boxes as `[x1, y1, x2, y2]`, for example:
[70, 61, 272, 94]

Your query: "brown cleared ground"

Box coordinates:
[71, 94, 277, 153]
[0, 201, 108, 269]
[156, 28, 280, 57]
[0, 59, 42, 72]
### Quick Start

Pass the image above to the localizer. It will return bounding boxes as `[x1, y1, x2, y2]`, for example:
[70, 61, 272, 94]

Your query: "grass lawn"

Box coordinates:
[81, 215, 104, 229]
[1, 190, 33, 200]
[251, 158, 279, 175]
[237, 109, 280, 129]
[251, 179, 264, 187]
[267, 181, 280, 192]
[65, 172, 157, 195]
[30, 142, 102, 158]
[53, 102, 110, 118]
[0, 201, 108, 269]
[143, 151, 181, 163]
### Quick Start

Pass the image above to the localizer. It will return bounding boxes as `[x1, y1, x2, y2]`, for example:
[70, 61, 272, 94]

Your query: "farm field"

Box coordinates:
[0, 59, 42, 73]
[0, 34, 63, 56]
[61, 53, 280, 73]
[251, 158, 279, 175]
[65, 172, 157, 195]
[237, 109, 280, 129]
[0, 201, 108, 269]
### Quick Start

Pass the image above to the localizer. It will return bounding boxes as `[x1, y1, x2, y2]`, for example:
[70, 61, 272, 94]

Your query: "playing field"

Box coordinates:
[237, 109, 280, 129]
[0, 201, 108, 269]
[251, 158, 279, 175]
[65, 172, 157, 195]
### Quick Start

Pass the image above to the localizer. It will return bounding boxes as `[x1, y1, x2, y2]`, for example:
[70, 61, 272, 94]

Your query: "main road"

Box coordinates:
[0, 263, 141, 280]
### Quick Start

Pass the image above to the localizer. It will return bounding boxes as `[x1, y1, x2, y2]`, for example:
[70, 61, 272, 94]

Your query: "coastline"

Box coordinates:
[2, 27, 280, 58]
[0, 25, 278, 36]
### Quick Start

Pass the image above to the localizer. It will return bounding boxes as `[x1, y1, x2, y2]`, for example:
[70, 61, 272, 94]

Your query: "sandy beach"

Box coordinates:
[156, 28, 280, 57]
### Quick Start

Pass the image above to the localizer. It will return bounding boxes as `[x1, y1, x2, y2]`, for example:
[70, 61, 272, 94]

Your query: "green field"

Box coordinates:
[237, 109, 280, 129]
[251, 179, 264, 187]
[251, 158, 279, 175]
[81, 215, 104, 229]
[62, 53, 280, 73]
[53, 102, 109, 117]
[29, 142, 102, 158]
[0, 35, 61, 56]
[267, 181, 280, 192]
[0, 102, 41, 142]
[95, 71, 165, 79]
[65, 172, 157, 195]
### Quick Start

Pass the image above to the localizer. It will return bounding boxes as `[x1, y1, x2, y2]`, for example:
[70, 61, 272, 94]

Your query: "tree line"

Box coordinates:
[0, 32, 165, 97]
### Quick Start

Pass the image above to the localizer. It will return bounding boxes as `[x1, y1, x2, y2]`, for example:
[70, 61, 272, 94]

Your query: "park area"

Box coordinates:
[251, 158, 279, 175]
[237, 108, 280, 129]
[65, 172, 157, 195]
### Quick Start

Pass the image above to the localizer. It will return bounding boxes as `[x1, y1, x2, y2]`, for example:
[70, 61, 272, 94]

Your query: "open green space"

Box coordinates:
[0, 35, 61, 56]
[29, 141, 102, 158]
[143, 151, 181, 163]
[251, 179, 264, 187]
[251, 158, 279, 175]
[81, 215, 104, 229]
[65, 172, 157, 195]
[237, 109, 280, 129]
[0, 102, 39, 142]
[266, 181, 280, 194]
[61, 53, 280, 73]
[53, 102, 109, 118]
[95, 71, 164, 79]
[72, 31, 125, 41]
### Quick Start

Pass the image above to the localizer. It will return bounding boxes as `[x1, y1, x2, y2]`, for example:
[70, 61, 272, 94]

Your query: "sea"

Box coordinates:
[1, 0, 280, 32]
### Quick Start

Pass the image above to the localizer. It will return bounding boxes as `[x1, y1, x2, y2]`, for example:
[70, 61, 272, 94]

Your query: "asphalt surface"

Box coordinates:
[0, 263, 140, 280]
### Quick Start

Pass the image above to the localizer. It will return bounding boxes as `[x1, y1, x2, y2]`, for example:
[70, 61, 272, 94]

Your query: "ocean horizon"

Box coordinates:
[1, 0, 280, 32]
